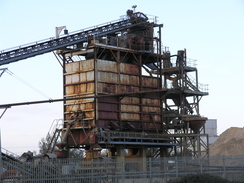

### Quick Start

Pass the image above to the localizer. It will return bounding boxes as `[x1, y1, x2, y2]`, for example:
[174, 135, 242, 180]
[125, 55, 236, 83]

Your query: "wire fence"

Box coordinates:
[1, 156, 244, 182]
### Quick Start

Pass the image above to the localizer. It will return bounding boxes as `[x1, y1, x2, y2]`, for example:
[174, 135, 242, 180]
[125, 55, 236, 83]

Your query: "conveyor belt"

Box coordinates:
[0, 17, 149, 66]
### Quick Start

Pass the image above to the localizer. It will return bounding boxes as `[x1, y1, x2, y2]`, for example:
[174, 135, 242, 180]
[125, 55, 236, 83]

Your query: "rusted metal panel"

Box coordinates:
[65, 62, 80, 73]
[121, 97, 140, 104]
[121, 104, 140, 113]
[85, 71, 95, 81]
[141, 114, 161, 122]
[65, 94, 95, 104]
[142, 98, 161, 106]
[120, 85, 140, 93]
[120, 62, 140, 75]
[65, 71, 94, 84]
[97, 119, 111, 127]
[65, 83, 94, 95]
[65, 102, 94, 112]
[121, 113, 140, 120]
[141, 76, 159, 87]
[97, 83, 118, 93]
[67, 129, 94, 145]
[79, 59, 94, 71]
[120, 74, 139, 85]
[98, 111, 119, 120]
[98, 102, 118, 111]
[97, 99, 119, 121]
[142, 106, 161, 113]
[97, 71, 118, 83]
[97, 59, 118, 72]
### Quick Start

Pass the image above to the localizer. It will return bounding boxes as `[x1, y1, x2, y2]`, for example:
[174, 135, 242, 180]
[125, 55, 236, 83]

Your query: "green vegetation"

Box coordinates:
[168, 174, 243, 183]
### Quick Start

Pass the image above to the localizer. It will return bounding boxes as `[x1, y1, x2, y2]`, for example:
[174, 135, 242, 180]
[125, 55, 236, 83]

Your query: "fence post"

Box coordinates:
[200, 158, 203, 174]
[175, 156, 178, 178]
[223, 157, 226, 179]
[149, 157, 152, 182]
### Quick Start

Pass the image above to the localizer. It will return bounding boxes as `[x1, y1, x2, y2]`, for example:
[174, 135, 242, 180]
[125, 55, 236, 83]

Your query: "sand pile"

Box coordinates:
[210, 127, 244, 156]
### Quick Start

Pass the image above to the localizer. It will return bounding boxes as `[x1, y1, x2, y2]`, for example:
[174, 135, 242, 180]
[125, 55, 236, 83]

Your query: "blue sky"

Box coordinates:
[0, 0, 243, 155]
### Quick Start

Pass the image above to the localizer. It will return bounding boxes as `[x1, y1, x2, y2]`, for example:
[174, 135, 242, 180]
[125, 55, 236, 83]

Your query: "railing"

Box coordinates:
[1, 148, 20, 160]
[186, 74, 209, 93]
[1, 156, 243, 182]
[169, 57, 197, 68]
[45, 119, 63, 153]
[0, 16, 151, 66]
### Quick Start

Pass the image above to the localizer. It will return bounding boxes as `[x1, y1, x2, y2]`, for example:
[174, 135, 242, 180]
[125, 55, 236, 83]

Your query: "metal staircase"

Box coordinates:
[0, 16, 150, 66]
[45, 119, 63, 153]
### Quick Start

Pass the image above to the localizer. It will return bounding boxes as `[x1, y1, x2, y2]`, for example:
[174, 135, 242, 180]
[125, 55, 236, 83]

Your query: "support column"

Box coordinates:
[139, 148, 147, 172]
[116, 146, 125, 182]
[160, 147, 168, 175]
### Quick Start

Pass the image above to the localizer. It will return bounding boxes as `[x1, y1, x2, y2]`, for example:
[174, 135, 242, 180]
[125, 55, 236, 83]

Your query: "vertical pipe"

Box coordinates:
[158, 24, 163, 89]
[62, 54, 66, 124]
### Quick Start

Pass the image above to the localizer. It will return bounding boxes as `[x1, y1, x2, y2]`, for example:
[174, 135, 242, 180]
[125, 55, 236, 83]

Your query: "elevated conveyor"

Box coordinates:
[0, 16, 151, 66]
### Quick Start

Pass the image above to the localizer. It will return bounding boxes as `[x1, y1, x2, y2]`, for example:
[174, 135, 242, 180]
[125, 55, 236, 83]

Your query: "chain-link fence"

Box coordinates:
[1, 156, 244, 182]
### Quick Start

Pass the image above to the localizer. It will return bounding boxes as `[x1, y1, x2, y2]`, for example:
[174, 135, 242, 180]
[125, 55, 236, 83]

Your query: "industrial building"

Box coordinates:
[0, 9, 208, 160]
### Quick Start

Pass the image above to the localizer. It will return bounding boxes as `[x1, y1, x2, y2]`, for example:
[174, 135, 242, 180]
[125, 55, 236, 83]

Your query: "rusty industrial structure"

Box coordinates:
[54, 11, 209, 159]
[0, 9, 209, 160]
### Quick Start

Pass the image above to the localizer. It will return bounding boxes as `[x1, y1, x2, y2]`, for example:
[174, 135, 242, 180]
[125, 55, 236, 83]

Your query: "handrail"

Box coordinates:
[0, 18, 126, 53]
[0, 16, 151, 66]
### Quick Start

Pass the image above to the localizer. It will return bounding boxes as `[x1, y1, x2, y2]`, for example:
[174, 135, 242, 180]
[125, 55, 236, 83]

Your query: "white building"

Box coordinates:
[204, 119, 218, 144]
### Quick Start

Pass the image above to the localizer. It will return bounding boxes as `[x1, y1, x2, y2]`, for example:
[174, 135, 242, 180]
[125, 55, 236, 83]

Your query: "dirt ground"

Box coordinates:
[210, 127, 244, 156]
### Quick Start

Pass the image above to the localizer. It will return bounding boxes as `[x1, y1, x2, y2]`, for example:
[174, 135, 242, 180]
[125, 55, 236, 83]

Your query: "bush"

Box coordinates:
[168, 174, 232, 183]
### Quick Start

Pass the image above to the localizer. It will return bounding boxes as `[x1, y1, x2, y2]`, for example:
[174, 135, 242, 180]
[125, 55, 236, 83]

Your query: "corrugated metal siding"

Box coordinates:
[97, 59, 118, 72]
[120, 74, 139, 85]
[120, 63, 140, 75]
[97, 72, 118, 83]
[64, 57, 164, 146]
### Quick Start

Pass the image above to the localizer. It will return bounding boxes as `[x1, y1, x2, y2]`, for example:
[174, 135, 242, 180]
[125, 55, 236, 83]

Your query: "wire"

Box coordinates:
[5, 69, 52, 100]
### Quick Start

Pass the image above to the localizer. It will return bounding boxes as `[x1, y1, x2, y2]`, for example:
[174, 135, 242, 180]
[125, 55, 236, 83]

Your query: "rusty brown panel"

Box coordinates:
[98, 111, 119, 119]
[142, 122, 161, 131]
[65, 104, 79, 112]
[67, 129, 95, 146]
[121, 104, 140, 113]
[85, 102, 94, 110]
[120, 74, 139, 85]
[98, 83, 118, 94]
[89, 119, 95, 127]
[121, 113, 140, 120]
[79, 59, 94, 71]
[97, 120, 111, 127]
[84, 111, 94, 119]
[97, 71, 118, 83]
[120, 63, 140, 75]
[65, 82, 94, 95]
[121, 97, 140, 104]
[98, 102, 118, 111]
[65, 85, 75, 95]
[142, 106, 161, 113]
[141, 76, 159, 87]
[98, 96, 118, 103]
[142, 98, 161, 106]
[65, 62, 80, 73]
[97, 59, 118, 72]
[86, 83, 95, 93]
[85, 71, 95, 81]
[120, 85, 139, 93]
[143, 92, 161, 99]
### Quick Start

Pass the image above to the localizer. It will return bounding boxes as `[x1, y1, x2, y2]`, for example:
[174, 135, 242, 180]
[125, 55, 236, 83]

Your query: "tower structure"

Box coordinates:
[55, 10, 209, 159]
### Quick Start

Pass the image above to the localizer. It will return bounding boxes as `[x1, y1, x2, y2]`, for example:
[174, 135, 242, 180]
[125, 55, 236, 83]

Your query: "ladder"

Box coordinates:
[0, 17, 149, 66]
